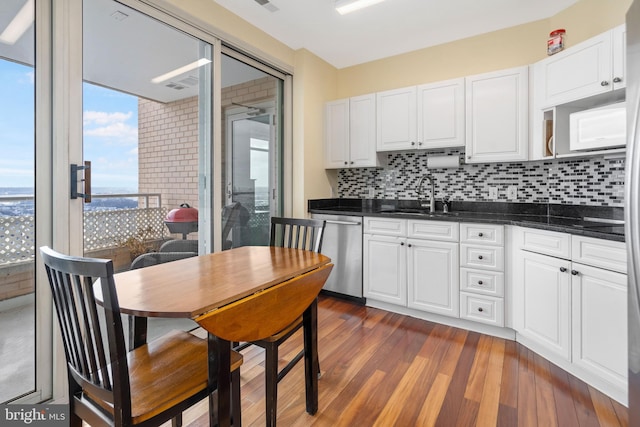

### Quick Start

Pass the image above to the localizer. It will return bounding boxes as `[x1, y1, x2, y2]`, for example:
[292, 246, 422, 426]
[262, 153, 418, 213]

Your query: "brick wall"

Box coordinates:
[138, 96, 200, 217]
[138, 76, 278, 238]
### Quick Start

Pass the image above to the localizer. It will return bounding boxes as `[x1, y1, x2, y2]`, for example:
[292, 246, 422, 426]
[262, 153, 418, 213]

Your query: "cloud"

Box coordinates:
[83, 110, 137, 143]
[84, 111, 132, 126]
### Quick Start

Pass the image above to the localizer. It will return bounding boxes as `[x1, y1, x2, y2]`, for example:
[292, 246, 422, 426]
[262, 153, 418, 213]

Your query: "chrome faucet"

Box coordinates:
[416, 174, 436, 213]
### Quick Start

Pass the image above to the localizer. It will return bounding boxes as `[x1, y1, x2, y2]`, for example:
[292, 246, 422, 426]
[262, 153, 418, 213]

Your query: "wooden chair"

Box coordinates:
[234, 216, 326, 425]
[40, 246, 243, 427]
[197, 263, 333, 427]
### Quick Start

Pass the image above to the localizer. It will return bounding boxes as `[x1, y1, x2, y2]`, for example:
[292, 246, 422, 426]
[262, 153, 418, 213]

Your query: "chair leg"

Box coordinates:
[69, 412, 82, 427]
[171, 414, 182, 427]
[232, 369, 241, 427]
[265, 342, 278, 427]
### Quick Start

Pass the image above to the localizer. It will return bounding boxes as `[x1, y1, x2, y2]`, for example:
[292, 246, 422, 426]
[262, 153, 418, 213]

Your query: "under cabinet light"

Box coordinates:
[335, 0, 385, 15]
[151, 58, 212, 84]
[0, 0, 34, 45]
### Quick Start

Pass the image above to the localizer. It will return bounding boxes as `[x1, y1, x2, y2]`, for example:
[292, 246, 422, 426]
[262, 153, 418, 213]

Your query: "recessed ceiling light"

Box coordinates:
[0, 0, 34, 45]
[151, 58, 212, 84]
[335, 0, 386, 15]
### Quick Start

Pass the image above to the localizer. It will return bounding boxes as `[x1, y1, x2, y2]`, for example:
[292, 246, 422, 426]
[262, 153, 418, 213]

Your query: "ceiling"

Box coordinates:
[213, 0, 579, 69]
[1, 0, 581, 101]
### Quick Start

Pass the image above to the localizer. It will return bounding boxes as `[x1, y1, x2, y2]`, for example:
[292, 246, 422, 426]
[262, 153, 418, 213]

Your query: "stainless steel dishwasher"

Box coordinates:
[311, 213, 364, 302]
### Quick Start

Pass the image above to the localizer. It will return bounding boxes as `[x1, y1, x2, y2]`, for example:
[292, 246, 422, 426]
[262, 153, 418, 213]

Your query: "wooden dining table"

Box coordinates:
[102, 245, 332, 427]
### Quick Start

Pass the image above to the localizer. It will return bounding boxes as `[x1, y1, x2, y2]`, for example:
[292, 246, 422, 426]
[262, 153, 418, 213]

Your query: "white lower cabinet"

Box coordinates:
[572, 262, 627, 394]
[515, 250, 572, 360]
[512, 227, 627, 404]
[407, 239, 459, 317]
[459, 223, 506, 327]
[363, 233, 406, 305]
[364, 217, 459, 318]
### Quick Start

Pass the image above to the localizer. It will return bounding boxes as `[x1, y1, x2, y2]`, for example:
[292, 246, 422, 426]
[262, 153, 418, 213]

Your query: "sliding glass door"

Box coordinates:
[0, 0, 39, 403]
[81, 0, 212, 272]
[220, 53, 284, 249]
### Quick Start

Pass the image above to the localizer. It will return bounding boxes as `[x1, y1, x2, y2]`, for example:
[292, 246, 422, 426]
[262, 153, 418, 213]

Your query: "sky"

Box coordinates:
[0, 59, 139, 192]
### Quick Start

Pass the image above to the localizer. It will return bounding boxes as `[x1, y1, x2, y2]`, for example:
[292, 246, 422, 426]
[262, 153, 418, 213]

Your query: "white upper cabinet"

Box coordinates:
[325, 94, 380, 169]
[376, 86, 417, 151]
[376, 79, 465, 152]
[612, 24, 626, 91]
[536, 24, 625, 109]
[325, 99, 350, 168]
[465, 66, 529, 163]
[417, 78, 465, 149]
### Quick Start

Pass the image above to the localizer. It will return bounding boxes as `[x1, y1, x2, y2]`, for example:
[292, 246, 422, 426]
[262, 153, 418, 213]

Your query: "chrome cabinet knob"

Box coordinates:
[571, 270, 579, 276]
[478, 255, 483, 260]
[601, 80, 610, 86]
[560, 267, 567, 273]
[477, 280, 483, 285]
[613, 77, 623, 83]
[478, 307, 484, 312]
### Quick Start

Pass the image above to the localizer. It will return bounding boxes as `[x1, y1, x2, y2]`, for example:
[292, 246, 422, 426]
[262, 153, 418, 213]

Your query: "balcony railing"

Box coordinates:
[0, 193, 166, 266]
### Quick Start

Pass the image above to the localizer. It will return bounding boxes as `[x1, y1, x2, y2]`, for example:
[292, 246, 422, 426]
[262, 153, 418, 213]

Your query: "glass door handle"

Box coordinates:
[71, 161, 92, 202]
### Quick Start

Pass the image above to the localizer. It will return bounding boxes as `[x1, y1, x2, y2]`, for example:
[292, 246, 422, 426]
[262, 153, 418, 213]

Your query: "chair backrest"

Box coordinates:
[40, 246, 132, 424]
[130, 251, 197, 270]
[195, 263, 333, 342]
[269, 217, 326, 253]
[159, 239, 198, 253]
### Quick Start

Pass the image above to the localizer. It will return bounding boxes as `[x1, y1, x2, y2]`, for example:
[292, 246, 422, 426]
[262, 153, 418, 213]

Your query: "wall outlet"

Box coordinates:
[488, 187, 498, 200]
[507, 186, 518, 200]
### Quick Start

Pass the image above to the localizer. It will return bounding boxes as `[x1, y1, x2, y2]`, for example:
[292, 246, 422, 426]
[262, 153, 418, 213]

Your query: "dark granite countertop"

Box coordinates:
[308, 199, 625, 242]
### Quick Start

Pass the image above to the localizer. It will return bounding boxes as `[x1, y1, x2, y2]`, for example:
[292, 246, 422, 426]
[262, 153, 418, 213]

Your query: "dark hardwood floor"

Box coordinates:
[180, 295, 628, 426]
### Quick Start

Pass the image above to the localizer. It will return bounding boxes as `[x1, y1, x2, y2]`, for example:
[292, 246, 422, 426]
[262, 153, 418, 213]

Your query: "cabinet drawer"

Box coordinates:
[408, 220, 459, 242]
[461, 244, 504, 271]
[460, 223, 504, 245]
[364, 217, 406, 236]
[521, 228, 571, 259]
[460, 292, 504, 327]
[572, 235, 627, 274]
[460, 268, 504, 297]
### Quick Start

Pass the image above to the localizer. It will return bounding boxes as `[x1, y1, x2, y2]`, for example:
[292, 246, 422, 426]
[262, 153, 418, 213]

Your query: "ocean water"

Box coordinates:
[0, 187, 138, 216]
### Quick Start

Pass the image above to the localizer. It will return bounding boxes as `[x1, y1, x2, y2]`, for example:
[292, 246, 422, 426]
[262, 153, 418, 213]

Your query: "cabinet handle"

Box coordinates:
[601, 80, 610, 86]
[344, 161, 348, 165]
[400, 242, 405, 246]
[478, 307, 484, 312]
[418, 142, 423, 146]
[411, 141, 416, 146]
[350, 161, 354, 164]
[408, 243, 412, 248]
[571, 270, 579, 276]
[478, 232, 484, 237]
[477, 280, 483, 285]
[560, 267, 567, 273]
[467, 155, 472, 160]
[478, 255, 483, 260]
[613, 77, 623, 83]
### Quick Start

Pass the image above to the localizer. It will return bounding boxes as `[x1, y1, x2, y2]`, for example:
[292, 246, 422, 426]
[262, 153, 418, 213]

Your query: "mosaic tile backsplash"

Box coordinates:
[337, 149, 625, 207]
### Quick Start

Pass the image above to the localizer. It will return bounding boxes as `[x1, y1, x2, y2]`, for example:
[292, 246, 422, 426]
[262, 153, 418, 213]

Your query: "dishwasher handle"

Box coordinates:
[324, 219, 362, 226]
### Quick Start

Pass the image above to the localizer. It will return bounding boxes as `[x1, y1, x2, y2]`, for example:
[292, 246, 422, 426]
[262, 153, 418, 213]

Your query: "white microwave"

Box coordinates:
[569, 101, 626, 151]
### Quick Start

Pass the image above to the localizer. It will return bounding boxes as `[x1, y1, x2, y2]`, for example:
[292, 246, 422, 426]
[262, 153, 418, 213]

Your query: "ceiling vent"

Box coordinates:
[165, 82, 186, 90]
[254, 0, 279, 12]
